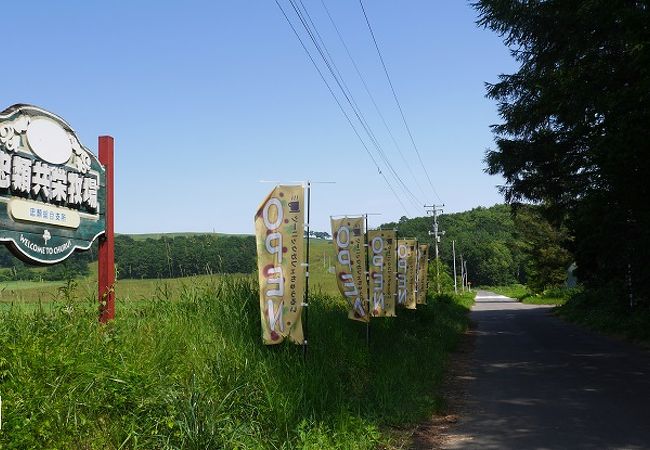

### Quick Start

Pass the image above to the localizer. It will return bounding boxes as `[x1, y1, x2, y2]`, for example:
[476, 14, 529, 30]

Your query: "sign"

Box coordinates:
[0, 104, 106, 264]
[331, 216, 369, 322]
[255, 185, 305, 345]
[368, 229, 397, 317]
[397, 239, 418, 310]
[416, 243, 430, 305]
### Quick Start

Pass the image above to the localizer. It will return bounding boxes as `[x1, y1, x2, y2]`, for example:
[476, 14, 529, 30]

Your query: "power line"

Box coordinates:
[319, 0, 429, 202]
[288, 0, 422, 212]
[358, 0, 443, 204]
[273, 0, 411, 216]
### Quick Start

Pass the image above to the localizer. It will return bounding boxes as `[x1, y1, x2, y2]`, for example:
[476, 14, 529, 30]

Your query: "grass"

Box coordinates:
[0, 275, 474, 449]
[0, 274, 227, 311]
[483, 284, 528, 300]
[484, 284, 577, 306]
[558, 287, 650, 344]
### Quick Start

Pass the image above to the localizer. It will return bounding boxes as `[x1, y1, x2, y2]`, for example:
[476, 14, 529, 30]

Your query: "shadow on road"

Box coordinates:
[432, 291, 650, 450]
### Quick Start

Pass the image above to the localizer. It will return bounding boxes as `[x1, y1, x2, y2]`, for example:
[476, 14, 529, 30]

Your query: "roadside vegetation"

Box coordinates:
[558, 288, 650, 345]
[0, 275, 473, 448]
[485, 284, 578, 306]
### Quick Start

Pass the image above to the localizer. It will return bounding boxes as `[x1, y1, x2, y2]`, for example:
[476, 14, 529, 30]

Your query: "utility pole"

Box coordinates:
[425, 204, 445, 293]
[452, 240, 458, 294]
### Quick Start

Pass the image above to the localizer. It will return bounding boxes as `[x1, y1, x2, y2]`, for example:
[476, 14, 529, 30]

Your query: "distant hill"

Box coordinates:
[380, 204, 525, 286]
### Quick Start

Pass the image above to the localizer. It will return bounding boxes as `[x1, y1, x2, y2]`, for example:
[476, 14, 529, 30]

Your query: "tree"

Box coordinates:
[475, 0, 650, 302]
[513, 206, 572, 293]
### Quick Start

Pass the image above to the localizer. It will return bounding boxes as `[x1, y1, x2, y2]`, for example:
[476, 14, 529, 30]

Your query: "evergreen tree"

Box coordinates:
[475, 0, 650, 302]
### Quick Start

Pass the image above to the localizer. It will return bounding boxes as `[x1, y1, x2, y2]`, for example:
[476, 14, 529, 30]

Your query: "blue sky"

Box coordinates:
[3, 1, 516, 234]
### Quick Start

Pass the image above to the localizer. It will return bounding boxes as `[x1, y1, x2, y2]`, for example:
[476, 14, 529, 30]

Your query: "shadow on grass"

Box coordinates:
[558, 288, 650, 344]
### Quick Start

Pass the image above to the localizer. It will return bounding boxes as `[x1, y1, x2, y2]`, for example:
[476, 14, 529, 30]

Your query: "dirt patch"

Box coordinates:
[409, 321, 478, 449]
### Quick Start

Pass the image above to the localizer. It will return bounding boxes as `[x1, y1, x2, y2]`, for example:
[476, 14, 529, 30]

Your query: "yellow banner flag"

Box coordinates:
[331, 216, 369, 322]
[398, 239, 418, 310]
[255, 185, 304, 345]
[368, 229, 397, 317]
[416, 243, 430, 305]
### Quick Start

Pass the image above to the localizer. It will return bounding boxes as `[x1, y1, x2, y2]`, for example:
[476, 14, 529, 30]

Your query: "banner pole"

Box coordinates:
[98, 136, 115, 323]
[303, 181, 311, 359]
[395, 229, 399, 309]
[414, 239, 419, 308]
[364, 214, 370, 347]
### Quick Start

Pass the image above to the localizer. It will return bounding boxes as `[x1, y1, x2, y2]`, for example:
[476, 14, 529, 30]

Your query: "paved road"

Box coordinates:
[445, 291, 650, 450]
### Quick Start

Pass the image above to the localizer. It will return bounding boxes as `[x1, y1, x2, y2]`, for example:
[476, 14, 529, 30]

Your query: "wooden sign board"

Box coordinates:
[0, 104, 106, 264]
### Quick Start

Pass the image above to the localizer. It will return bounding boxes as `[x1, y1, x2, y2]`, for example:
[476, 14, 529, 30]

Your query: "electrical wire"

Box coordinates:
[287, 0, 422, 211]
[358, 0, 443, 204]
[273, 0, 411, 216]
[319, 0, 429, 202]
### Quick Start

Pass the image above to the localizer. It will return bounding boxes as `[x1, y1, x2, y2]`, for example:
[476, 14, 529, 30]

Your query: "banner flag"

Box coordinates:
[398, 239, 418, 310]
[416, 243, 430, 305]
[255, 185, 304, 345]
[331, 216, 369, 322]
[368, 229, 397, 317]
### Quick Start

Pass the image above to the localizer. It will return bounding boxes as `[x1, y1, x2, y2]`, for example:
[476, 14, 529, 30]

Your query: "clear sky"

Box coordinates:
[2, 0, 516, 234]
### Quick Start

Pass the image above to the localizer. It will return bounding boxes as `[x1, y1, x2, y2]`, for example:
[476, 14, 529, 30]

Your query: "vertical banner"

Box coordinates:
[398, 239, 418, 310]
[255, 185, 304, 345]
[416, 243, 430, 305]
[368, 229, 397, 317]
[331, 216, 369, 322]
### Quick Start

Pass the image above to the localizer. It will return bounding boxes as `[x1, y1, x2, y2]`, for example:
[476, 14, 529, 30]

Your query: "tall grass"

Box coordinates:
[0, 276, 472, 448]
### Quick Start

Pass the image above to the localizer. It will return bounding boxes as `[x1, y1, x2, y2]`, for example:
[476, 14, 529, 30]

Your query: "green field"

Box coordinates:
[0, 238, 338, 308]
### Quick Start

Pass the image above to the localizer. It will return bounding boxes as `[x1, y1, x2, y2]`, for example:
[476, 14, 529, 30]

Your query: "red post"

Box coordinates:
[98, 136, 115, 323]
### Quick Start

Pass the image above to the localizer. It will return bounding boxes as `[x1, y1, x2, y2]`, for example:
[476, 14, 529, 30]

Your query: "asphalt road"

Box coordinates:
[445, 291, 650, 450]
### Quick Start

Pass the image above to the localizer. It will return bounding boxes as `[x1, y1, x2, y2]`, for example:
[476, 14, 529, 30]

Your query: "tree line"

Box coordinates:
[114, 234, 256, 279]
[0, 234, 257, 281]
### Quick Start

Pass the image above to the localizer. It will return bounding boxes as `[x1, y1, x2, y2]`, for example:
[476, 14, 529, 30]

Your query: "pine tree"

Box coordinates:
[475, 0, 650, 302]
